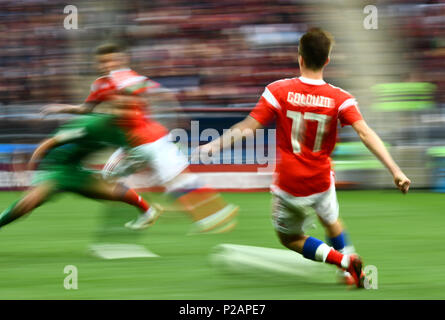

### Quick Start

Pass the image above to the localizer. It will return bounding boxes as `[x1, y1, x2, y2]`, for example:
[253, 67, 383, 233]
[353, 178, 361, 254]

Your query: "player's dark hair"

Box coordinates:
[298, 28, 334, 71]
[95, 43, 125, 55]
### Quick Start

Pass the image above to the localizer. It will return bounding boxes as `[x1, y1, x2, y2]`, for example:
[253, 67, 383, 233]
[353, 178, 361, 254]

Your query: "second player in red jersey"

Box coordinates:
[84, 68, 168, 146]
[42, 43, 239, 234]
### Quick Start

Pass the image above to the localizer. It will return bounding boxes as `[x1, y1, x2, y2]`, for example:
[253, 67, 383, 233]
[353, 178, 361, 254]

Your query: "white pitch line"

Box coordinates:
[89, 243, 159, 260]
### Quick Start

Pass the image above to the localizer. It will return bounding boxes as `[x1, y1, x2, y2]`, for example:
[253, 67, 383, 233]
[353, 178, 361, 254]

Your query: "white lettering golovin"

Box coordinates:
[287, 92, 334, 108]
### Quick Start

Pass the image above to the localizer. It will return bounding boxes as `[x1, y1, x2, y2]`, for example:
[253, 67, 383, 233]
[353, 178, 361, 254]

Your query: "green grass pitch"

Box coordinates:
[0, 190, 443, 299]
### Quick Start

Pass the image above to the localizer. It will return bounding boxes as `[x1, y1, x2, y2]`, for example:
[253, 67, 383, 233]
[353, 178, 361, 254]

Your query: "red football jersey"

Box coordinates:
[85, 69, 168, 146]
[249, 76, 363, 197]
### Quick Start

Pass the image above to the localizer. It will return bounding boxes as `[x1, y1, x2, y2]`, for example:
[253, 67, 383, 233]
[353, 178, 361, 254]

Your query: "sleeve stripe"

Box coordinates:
[338, 98, 358, 113]
[262, 88, 281, 110]
[117, 76, 148, 90]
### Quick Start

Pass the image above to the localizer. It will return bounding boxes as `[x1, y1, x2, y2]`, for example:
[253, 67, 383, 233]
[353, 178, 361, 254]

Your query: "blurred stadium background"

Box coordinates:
[0, 0, 445, 299]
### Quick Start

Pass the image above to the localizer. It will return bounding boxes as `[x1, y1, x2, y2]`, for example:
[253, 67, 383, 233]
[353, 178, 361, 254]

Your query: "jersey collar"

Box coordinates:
[298, 76, 326, 86]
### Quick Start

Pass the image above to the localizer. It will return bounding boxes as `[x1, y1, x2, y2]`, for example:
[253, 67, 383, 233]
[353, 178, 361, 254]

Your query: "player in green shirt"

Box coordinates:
[0, 113, 153, 230]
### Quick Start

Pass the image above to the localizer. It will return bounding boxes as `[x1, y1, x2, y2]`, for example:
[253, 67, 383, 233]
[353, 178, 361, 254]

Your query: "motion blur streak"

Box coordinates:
[0, 0, 444, 300]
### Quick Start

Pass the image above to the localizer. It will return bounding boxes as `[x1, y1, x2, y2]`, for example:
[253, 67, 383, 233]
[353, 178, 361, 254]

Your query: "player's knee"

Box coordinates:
[322, 219, 343, 238]
[164, 173, 201, 194]
[278, 236, 292, 249]
[277, 232, 305, 249]
[111, 182, 129, 199]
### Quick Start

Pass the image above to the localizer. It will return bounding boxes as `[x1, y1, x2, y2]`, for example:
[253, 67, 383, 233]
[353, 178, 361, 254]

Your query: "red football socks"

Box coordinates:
[122, 189, 149, 212]
[326, 248, 346, 268]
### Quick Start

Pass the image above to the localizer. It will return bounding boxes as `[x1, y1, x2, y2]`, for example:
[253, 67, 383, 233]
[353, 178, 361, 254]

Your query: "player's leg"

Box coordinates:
[101, 147, 135, 180]
[315, 218, 355, 285]
[155, 138, 238, 233]
[163, 171, 238, 234]
[272, 193, 364, 288]
[319, 218, 356, 255]
[312, 183, 364, 287]
[92, 148, 152, 255]
[313, 180, 356, 255]
[74, 171, 162, 230]
[76, 175, 151, 214]
[276, 228, 363, 285]
[0, 182, 55, 228]
[92, 179, 163, 230]
[107, 137, 238, 233]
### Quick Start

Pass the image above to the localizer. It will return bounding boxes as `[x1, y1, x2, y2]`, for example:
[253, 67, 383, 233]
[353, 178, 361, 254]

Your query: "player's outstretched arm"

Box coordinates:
[28, 137, 59, 170]
[352, 120, 411, 194]
[144, 88, 189, 130]
[144, 88, 179, 109]
[198, 116, 264, 156]
[41, 102, 97, 116]
[28, 127, 87, 170]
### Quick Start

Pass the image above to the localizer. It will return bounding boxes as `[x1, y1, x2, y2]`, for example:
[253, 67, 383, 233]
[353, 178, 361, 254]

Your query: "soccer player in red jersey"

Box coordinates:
[42, 44, 238, 234]
[199, 28, 411, 288]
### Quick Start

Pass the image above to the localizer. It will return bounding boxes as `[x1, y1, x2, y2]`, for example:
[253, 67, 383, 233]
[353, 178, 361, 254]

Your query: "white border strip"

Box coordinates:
[338, 98, 358, 113]
[262, 88, 281, 110]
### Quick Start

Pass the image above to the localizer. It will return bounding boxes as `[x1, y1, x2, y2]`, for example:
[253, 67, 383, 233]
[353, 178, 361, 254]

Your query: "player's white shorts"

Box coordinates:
[271, 174, 339, 235]
[102, 135, 189, 185]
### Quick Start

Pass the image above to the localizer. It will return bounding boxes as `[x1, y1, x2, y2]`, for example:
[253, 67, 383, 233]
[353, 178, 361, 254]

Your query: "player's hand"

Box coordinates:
[41, 104, 68, 116]
[394, 172, 411, 194]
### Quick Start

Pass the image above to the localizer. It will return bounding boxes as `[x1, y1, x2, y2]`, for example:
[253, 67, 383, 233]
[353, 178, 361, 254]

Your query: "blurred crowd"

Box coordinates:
[124, 0, 309, 107]
[0, 0, 71, 105]
[393, 0, 445, 105]
[0, 0, 444, 108]
[1, 0, 444, 189]
[0, 0, 311, 107]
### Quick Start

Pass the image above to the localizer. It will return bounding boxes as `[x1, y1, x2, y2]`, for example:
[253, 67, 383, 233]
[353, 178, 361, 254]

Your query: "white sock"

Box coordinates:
[340, 255, 350, 269]
[314, 243, 332, 262]
[339, 245, 356, 255]
[143, 207, 154, 217]
[339, 246, 355, 270]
